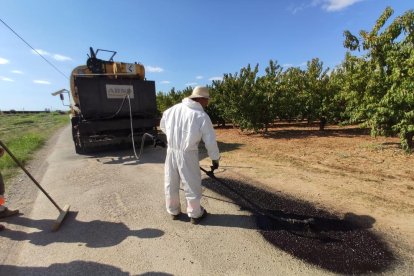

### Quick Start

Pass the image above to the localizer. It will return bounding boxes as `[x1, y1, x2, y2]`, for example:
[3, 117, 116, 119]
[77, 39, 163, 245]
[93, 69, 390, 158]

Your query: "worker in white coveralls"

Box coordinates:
[160, 86, 220, 224]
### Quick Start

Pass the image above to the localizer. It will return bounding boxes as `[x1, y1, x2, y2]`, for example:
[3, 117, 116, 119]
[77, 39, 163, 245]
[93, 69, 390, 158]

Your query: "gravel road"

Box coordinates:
[0, 126, 406, 275]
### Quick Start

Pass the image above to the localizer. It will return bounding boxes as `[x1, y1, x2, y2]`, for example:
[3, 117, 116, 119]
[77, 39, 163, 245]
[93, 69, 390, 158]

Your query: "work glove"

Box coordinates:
[212, 160, 219, 170]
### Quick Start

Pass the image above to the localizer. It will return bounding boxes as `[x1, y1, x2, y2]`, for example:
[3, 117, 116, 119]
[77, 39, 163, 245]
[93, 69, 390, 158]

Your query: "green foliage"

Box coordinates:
[342, 6, 414, 152]
[279, 67, 304, 121]
[156, 87, 192, 115]
[211, 71, 244, 127]
[232, 63, 262, 132]
[256, 60, 283, 131]
[0, 113, 69, 182]
[205, 86, 226, 126]
[334, 53, 371, 124]
[325, 67, 347, 123]
[302, 58, 331, 124]
[212, 62, 282, 132]
[0, 134, 43, 169]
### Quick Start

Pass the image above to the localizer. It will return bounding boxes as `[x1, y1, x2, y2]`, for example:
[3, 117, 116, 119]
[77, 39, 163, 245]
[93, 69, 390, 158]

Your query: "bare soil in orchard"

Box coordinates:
[206, 121, 414, 265]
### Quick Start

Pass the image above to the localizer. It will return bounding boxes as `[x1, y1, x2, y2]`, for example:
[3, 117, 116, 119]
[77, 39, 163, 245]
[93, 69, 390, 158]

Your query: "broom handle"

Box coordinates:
[0, 140, 62, 212]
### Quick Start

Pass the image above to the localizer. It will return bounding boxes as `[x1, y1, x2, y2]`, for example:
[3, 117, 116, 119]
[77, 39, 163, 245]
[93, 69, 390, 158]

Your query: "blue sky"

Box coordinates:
[0, 0, 412, 111]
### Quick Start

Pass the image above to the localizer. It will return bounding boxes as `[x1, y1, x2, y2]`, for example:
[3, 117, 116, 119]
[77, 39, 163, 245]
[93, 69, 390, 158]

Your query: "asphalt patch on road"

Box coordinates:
[202, 176, 396, 274]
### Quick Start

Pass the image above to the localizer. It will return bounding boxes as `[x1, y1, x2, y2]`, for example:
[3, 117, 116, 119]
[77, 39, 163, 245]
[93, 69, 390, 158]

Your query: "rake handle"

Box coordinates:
[0, 140, 62, 212]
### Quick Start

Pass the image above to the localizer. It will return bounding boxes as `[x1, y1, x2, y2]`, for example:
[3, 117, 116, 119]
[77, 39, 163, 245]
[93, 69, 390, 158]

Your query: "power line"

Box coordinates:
[0, 17, 69, 80]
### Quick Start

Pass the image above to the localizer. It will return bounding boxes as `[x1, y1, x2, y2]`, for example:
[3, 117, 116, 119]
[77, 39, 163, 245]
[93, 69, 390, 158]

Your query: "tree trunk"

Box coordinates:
[319, 117, 327, 131]
[406, 132, 414, 151]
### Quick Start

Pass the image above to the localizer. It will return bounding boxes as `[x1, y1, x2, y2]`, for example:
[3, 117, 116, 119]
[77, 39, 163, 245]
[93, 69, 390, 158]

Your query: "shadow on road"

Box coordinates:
[0, 260, 175, 276]
[201, 176, 396, 274]
[0, 261, 130, 276]
[86, 146, 166, 165]
[1, 212, 164, 248]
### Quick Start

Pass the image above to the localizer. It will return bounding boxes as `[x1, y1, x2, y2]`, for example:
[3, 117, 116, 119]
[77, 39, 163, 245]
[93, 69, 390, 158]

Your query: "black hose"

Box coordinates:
[200, 167, 314, 225]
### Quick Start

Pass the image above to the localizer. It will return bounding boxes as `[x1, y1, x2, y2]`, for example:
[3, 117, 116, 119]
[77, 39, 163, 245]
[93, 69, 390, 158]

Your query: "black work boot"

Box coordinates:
[0, 207, 19, 219]
[170, 212, 181, 220]
[190, 209, 208, 225]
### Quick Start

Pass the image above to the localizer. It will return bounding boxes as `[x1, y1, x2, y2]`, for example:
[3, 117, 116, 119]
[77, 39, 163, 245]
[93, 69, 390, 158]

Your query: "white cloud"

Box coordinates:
[290, 0, 363, 14]
[196, 75, 203, 80]
[185, 82, 198, 87]
[147, 66, 164, 73]
[53, 54, 72, 61]
[313, 0, 364, 12]
[32, 49, 50, 56]
[283, 62, 307, 68]
[11, 70, 23, 74]
[0, 76, 14, 82]
[0, 57, 10, 65]
[33, 80, 51, 85]
[31, 49, 72, 62]
[288, 3, 311, 14]
[160, 80, 170, 84]
[209, 76, 223, 81]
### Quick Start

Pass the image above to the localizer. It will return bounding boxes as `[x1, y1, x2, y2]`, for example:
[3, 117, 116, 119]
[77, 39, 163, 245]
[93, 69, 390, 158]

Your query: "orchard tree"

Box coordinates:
[344, 7, 414, 151]
[302, 58, 330, 130]
[156, 91, 168, 115]
[205, 83, 226, 126]
[333, 53, 371, 124]
[212, 71, 243, 127]
[325, 66, 348, 123]
[231, 64, 261, 132]
[180, 86, 193, 98]
[156, 86, 193, 114]
[279, 66, 305, 122]
[256, 60, 283, 132]
[213, 64, 263, 132]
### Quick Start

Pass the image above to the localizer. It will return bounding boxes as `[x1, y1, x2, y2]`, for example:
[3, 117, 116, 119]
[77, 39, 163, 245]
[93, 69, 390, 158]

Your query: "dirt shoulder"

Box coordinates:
[210, 122, 414, 263]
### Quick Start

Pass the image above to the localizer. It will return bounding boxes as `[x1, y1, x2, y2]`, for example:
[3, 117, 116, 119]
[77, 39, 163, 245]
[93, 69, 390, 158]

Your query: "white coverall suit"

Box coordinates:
[160, 97, 220, 218]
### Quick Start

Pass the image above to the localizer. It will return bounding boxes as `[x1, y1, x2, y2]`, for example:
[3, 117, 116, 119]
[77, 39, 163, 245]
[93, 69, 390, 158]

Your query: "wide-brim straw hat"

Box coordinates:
[189, 86, 210, 99]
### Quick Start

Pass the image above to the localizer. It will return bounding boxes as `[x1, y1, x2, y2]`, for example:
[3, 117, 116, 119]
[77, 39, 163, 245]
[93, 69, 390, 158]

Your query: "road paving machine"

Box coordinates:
[61, 47, 160, 154]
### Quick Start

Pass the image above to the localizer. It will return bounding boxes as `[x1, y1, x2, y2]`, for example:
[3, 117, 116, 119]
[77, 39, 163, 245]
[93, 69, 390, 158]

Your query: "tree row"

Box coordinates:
[156, 7, 414, 152]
